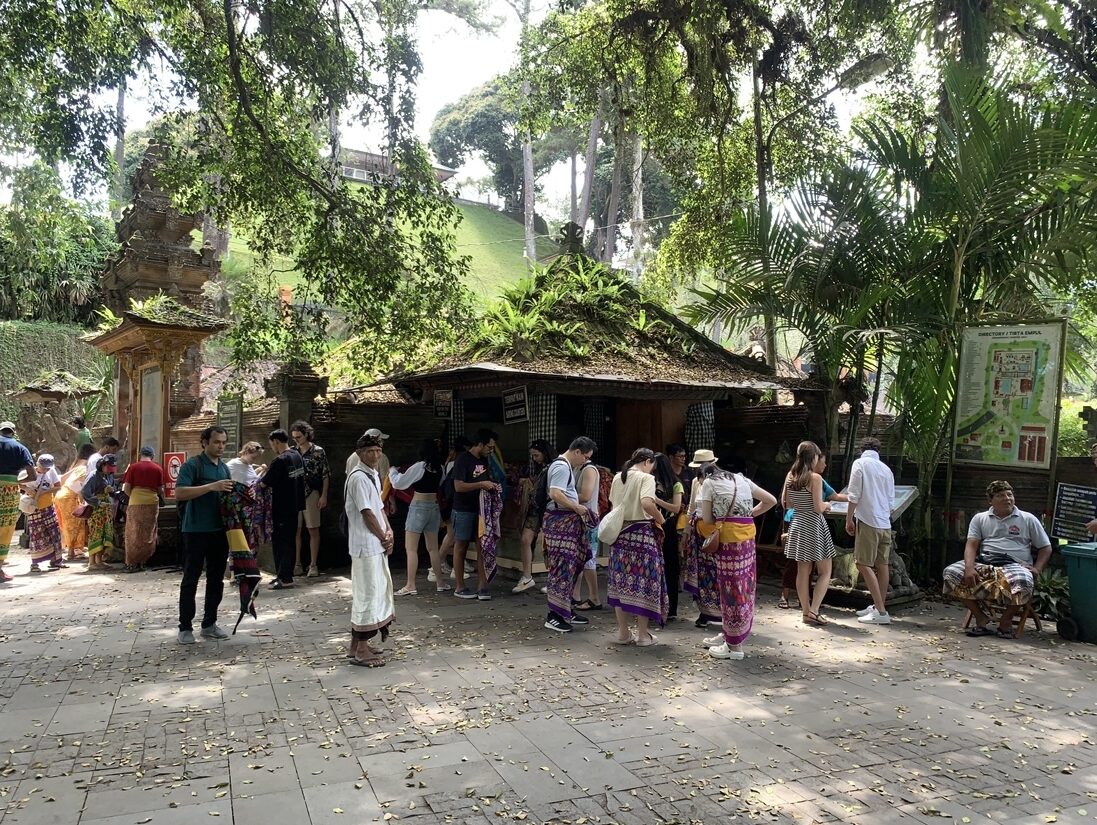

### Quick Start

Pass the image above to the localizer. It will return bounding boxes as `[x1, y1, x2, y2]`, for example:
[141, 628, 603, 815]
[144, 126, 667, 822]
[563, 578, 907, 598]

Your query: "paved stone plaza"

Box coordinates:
[1, 562, 1095, 825]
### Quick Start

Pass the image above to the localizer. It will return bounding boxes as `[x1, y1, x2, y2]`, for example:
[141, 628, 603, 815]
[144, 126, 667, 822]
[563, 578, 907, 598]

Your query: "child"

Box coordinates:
[25, 454, 63, 572]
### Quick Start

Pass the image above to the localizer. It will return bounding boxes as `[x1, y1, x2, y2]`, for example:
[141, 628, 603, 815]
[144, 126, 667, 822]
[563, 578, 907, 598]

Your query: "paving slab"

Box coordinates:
[1, 561, 1096, 824]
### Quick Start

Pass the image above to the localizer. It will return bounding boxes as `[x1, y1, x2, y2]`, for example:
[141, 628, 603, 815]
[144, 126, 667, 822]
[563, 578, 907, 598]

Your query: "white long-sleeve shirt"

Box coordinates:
[847, 450, 895, 529]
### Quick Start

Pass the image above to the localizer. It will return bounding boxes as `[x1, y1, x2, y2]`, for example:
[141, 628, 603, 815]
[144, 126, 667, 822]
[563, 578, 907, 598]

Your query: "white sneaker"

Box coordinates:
[427, 569, 437, 583]
[512, 575, 536, 594]
[464, 561, 476, 574]
[708, 642, 745, 660]
[700, 633, 724, 648]
[307, 565, 319, 578]
[856, 605, 877, 617]
[858, 610, 891, 624]
[447, 566, 456, 579]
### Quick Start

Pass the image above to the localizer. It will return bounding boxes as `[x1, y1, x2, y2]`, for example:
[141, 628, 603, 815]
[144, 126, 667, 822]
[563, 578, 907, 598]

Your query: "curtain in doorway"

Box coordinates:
[583, 397, 606, 455]
[685, 401, 715, 455]
[528, 393, 557, 448]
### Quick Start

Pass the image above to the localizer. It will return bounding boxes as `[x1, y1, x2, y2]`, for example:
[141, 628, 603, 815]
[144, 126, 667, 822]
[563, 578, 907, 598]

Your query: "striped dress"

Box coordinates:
[783, 486, 836, 562]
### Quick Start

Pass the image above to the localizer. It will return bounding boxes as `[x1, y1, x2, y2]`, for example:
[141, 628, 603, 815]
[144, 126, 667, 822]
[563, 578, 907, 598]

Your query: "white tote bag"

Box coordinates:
[596, 505, 625, 545]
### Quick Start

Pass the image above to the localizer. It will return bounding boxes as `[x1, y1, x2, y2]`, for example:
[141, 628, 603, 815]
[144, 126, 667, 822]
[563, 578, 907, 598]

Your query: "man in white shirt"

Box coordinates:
[344, 428, 390, 478]
[344, 434, 395, 667]
[845, 437, 896, 625]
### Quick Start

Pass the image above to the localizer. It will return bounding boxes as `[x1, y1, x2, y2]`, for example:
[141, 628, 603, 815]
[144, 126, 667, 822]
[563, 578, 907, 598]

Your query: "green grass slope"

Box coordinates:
[217, 201, 551, 300]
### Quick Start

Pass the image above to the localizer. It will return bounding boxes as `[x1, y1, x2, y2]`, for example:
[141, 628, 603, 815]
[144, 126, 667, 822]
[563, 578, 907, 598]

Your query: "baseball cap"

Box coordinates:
[37, 453, 55, 467]
[365, 428, 390, 440]
[0, 421, 15, 434]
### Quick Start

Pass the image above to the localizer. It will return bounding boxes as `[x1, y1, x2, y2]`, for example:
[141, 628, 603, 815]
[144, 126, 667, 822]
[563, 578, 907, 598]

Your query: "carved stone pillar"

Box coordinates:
[265, 363, 328, 431]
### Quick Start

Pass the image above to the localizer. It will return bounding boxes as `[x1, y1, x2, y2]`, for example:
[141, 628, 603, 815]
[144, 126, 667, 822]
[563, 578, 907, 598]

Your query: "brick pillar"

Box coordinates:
[265, 362, 328, 431]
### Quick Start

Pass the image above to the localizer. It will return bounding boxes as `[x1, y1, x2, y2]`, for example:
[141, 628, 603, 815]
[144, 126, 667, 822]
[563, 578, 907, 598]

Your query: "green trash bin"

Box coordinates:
[1061, 542, 1097, 644]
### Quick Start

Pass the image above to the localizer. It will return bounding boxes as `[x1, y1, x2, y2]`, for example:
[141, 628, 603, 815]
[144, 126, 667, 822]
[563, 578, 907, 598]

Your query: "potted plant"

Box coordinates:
[1032, 569, 1076, 640]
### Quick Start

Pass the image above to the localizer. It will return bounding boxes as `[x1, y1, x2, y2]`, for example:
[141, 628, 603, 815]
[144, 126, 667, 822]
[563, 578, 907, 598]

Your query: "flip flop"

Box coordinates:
[635, 633, 659, 647]
[574, 599, 603, 611]
[777, 597, 790, 609]
[612, 630, 637, 645]
[349, 656, 385, 668]
[995, 627, 1017, 639]
[803, 612, 828, 627]
[965, 625, 995, 637]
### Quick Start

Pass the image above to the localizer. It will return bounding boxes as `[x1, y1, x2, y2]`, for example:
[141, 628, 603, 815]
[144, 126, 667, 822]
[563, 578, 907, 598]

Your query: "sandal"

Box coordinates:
[803, 612, 828, 627]
[349, 656, 385, 668]
[777, 597, 790, 609]
[574, 599, 603, 611]
[394, 586, 417, 596]
[995, 627, 1017, 639]
[966, 625, 995, 637]
[635, 633, 660, 647]
[612, 629, 637, 646]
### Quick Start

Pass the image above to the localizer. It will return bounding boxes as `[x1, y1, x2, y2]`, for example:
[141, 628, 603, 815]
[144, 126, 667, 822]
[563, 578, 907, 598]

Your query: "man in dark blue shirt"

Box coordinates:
[261, 429, 306, 588]
[0, 421, 35, 582]
[175, 426, 234, 644]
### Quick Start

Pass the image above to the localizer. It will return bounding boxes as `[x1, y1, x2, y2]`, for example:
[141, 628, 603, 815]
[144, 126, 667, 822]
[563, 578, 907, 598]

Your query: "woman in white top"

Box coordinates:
[698, 468, 777, 660]
[606, 448, 667, 646]
[226, 442, 266, 486]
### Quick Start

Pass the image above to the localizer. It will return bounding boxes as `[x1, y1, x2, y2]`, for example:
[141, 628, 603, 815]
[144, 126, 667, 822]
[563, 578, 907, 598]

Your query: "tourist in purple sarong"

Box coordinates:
[606, 448, 667, 647]
[683, 456, 720, 628]
[697, 468, 777, 660]
[542, 437, 598, 634]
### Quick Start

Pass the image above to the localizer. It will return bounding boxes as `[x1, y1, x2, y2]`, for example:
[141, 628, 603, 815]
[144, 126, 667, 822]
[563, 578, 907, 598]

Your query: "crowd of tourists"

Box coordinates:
[2, 414, 1082, 665]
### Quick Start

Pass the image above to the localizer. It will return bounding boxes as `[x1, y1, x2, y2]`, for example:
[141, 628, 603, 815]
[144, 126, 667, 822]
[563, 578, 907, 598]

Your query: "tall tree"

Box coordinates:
[0, 0, 471, 371]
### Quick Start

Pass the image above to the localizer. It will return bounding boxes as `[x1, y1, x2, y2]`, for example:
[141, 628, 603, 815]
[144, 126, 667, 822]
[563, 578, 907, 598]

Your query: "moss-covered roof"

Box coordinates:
[11, 369, 103, 402]
[124, 297, 224, 330]
[390, 255, 808, 394]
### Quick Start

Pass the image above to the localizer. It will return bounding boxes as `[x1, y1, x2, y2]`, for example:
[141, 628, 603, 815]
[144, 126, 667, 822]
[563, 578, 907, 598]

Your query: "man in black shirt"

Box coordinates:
[261, 429, 306, 588]
[451, 428, 500, 599]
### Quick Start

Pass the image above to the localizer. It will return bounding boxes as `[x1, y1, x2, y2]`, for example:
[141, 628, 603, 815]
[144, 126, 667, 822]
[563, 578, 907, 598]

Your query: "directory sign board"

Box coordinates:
[1052, 483, 1097, 543]
[953, 323, 1064, 469]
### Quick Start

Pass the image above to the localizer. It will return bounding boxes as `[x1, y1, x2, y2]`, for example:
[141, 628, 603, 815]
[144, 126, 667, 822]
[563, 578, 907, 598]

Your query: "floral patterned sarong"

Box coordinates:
[713, 517, 757, 645]
[607, 521, 668, 626]
[0, 478, 19, 565]
[28, 506, 62, 565]
[942, 560, 1034, 607]
[479, 486, 503, 583]
[543, 510, 588, 621]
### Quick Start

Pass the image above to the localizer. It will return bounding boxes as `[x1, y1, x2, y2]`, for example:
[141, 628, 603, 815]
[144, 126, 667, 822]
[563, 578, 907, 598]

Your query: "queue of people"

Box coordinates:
[5, 412, 1079, 665]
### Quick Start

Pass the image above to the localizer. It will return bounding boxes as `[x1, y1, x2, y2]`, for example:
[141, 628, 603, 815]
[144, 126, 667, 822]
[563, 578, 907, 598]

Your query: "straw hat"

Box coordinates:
[688, 449, 718, 468]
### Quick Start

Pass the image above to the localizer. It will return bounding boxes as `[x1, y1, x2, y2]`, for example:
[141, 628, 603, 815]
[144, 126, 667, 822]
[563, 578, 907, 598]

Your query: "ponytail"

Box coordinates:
[620, 447, 655, 485]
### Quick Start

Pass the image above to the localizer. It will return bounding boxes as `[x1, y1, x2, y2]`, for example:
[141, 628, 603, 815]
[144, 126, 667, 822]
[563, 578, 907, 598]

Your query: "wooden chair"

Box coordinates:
[963, 603, 1042, 637]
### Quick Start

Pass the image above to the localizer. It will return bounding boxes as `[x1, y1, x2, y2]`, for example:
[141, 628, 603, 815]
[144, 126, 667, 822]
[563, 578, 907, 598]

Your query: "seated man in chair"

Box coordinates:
[942, 480, 1052, 639]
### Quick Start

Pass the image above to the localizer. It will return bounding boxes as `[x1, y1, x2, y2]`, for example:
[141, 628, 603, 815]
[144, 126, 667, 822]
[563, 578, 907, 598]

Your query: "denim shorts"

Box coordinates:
[584, 527, 599, 570]
[451, 509, 479, 542]
[405, 500, 441, 534]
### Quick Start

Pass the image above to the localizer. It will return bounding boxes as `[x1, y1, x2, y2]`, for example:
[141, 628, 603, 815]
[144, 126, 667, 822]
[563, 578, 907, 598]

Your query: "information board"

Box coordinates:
[163, 451, 187, 500]
[216, 393, 243, 453]
[827, 485, 920, 520]
[1051, 483, 1097, 543]
[434, 389, 453, 419]
[953, 322, 1064, 469]
[503, 385, 528, 425]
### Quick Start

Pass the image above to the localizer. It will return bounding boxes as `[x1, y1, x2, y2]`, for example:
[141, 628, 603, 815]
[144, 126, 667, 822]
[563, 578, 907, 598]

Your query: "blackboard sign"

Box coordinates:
[434, 389, 453, 419]
[503, 385, 528, 425]
[216, 393, 243, 454]
[1052, 482, 1097, 543]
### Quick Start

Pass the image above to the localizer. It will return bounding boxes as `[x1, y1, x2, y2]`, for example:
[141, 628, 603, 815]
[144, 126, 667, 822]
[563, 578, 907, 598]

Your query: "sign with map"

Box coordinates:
[953, 323, 1064, 469]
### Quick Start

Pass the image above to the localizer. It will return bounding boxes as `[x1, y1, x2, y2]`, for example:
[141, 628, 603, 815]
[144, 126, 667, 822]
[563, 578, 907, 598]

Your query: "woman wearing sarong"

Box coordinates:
[56, 443, 94, 560]
[606, 448, 667, 647]
[226, 442, 272, 551]
[25, 454, 64, 572]
[121, 446, 166, 571]
[0, 421, 36, 579]
[782, 441, 837, 627]
[683, 458, 721, 629]
[81, 454, 118, 570]
[698, 469, 777, 660]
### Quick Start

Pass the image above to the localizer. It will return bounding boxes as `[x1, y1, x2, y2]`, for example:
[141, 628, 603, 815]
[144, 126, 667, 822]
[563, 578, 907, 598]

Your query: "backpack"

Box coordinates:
[532, 458, 570, 515]
[579, 461, 613, 516]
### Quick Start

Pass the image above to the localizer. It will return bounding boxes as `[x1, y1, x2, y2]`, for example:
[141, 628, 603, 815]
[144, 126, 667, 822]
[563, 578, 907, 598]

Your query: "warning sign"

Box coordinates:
[163, 451, 187, 499]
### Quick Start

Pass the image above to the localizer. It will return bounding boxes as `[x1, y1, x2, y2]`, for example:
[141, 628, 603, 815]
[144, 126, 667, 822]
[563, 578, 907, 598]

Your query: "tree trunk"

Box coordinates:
[112, 82, 126, 222]
[578, 98, 603, 233]
[569, 146, 578, 225]
[865, 335, 885, 437]
[602, 117, 625, 264]
[521, 81, 536, 268]
[628, 133, 644, 281]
